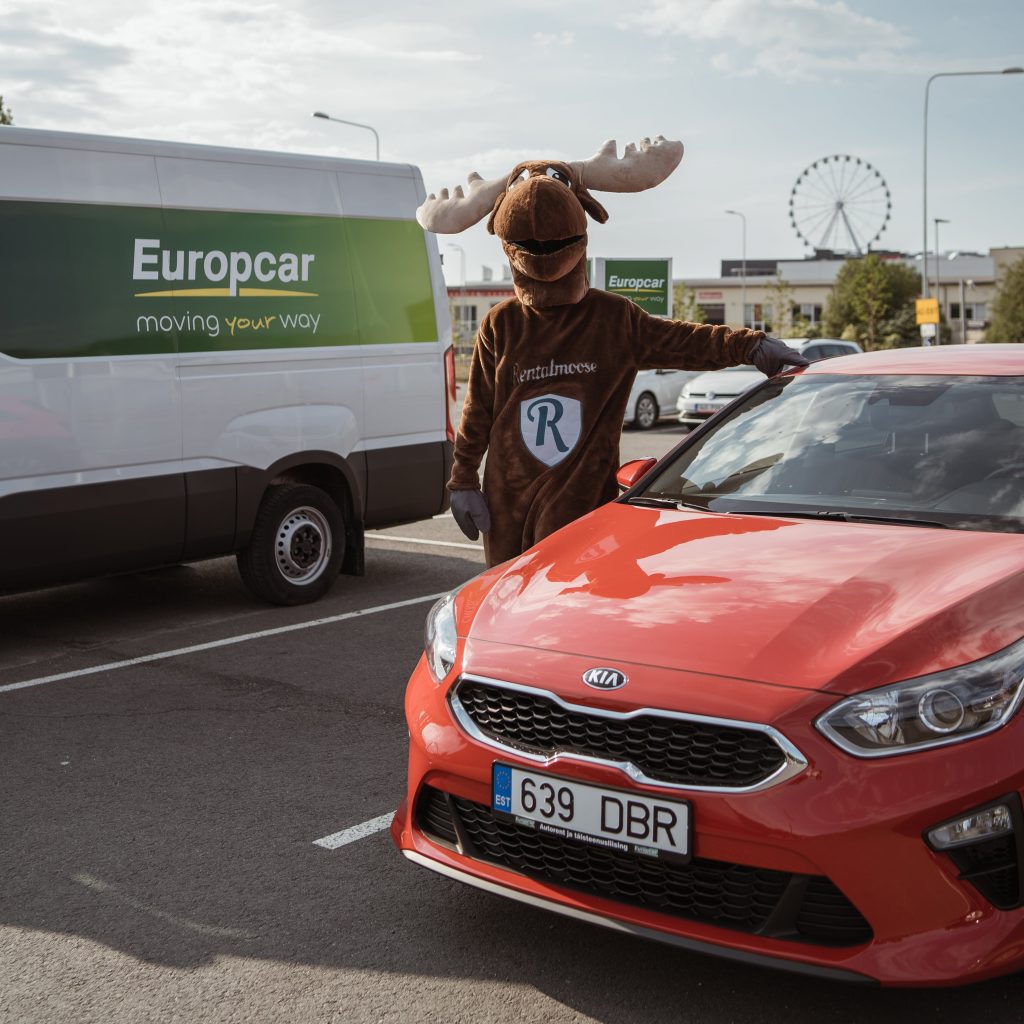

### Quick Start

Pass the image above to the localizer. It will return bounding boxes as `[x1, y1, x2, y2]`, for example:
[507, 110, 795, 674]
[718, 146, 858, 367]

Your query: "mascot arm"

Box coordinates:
[631, 306, 764, 371]
[448, 328, 497, 491]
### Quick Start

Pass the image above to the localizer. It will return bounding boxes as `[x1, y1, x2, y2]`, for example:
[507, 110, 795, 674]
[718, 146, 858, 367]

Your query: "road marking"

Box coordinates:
[314, 813, 394, 850]
[0, 592, 447, 696]
[367, 534, 482, 552]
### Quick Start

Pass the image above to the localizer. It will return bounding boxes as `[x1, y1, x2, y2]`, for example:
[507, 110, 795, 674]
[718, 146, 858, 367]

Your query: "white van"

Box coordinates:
[0, 128, 456, 604]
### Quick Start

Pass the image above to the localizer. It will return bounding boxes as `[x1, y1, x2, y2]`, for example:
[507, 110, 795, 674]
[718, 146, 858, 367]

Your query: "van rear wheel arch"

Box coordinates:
[236, 453, 365, 578]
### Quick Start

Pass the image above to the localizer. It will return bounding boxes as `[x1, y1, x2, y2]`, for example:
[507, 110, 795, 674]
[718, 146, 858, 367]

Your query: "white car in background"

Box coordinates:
[624, 368, 704, 430]
[677, 338, 863, 426]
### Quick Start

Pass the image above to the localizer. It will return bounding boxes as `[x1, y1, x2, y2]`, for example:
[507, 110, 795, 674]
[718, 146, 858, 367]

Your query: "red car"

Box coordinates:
[392, 344, 1024, 986]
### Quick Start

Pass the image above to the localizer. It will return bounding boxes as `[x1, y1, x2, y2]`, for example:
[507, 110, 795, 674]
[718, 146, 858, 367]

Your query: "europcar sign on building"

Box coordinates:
[592, 257, 672, 317]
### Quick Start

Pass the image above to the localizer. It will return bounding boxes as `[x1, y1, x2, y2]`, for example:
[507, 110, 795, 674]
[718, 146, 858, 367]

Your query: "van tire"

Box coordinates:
[634, 392, 659, 430]
[237, 484, 345, 605]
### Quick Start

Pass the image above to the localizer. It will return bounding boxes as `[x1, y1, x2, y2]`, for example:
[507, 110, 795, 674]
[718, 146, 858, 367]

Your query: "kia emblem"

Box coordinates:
[582, 667, 628, 690]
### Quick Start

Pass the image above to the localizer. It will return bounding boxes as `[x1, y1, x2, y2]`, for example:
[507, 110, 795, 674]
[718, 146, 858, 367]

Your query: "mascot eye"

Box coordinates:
[507, 170, 529, 191]
[545, 167, 572, 187]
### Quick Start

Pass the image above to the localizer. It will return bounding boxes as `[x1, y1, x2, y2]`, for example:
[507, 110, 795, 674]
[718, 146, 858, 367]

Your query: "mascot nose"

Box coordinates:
[501, 176, 586, 241]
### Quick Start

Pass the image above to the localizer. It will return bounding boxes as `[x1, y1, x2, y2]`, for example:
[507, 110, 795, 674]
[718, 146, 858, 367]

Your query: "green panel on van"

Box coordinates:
[0, 202, 438, 358]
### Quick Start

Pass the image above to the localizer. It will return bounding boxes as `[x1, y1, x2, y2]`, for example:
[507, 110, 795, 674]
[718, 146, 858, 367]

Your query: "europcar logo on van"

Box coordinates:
[582, 667, 629, 690]
[0, 200, 440, 359]
[132, 239, 318, 298]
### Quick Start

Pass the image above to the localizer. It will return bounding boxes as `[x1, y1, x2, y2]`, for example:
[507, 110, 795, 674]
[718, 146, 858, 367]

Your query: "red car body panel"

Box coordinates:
[394, 346, 1024, 986]
[465, 505, 1024, 695]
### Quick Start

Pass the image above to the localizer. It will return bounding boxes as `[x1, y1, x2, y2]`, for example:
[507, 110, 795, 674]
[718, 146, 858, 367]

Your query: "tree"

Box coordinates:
[672, 281, 706, 324]
[822, 254, 920, 349]
[765, 273, 815, 338]
[0, 95, 12, 126]
[986, 257, 1024, 343]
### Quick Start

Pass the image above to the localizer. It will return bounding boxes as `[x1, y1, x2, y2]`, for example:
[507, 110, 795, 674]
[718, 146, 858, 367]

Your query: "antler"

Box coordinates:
[571, 136, 684, 194]
[416, 172, 506, 234]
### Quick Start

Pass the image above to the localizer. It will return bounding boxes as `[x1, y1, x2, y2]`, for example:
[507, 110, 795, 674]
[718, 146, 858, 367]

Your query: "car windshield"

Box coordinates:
[637, 373, 1024, 533]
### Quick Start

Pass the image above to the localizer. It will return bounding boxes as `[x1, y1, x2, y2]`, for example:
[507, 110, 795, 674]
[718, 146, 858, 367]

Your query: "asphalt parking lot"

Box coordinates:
[3, 420, 1024, 1022]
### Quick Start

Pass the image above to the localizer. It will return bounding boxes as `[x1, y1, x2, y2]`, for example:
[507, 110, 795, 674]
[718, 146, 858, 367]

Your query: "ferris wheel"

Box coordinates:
[788, 154, 891, 255]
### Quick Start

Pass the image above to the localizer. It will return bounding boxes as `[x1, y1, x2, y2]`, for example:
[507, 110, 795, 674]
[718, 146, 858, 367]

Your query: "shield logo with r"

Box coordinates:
[519, 394, 582, 467]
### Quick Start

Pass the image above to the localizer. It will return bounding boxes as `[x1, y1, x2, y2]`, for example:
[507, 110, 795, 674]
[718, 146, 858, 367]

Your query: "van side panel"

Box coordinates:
[0, 474, 186, 591]
[342, 168, 450, 464]
[364, 442, 447, 528]
[0, 141, 185, 587]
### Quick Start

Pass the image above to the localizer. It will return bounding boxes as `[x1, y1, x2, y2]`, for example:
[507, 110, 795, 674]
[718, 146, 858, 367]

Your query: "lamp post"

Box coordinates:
[921, 67, 1022, 298]
[724, 209, 746, 328]
[960, 278, 969, 344]
[445, 243, 466, 286]
[312, 111, 380, 161]
[933, 217, 949, 331]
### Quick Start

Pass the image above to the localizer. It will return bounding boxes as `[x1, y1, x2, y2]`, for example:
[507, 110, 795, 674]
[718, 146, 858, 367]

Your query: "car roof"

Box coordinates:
[784, 338, 858, 350]
[801, 343, 1024, 377]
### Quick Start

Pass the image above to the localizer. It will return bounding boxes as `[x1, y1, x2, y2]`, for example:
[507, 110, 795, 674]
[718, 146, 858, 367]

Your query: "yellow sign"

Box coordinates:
[916, 298, 939, 325]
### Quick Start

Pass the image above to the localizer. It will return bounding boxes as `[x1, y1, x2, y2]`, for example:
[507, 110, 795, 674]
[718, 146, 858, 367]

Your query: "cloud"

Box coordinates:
[0, 24, 131, 90]
[532, 31, 575, 48]
[617, 0, 913, 80]
[1, 0, 490, 147]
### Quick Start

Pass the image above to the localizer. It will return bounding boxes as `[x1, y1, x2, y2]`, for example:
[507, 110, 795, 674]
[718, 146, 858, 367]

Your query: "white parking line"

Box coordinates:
[367, 534, 482, 552]
[0, 592, 447, 696]
[313, 813, 394, 850]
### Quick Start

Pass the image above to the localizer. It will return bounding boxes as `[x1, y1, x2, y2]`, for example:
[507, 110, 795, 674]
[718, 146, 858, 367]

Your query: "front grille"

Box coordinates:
[452, 679, 789, 788]
[416, 785, 871, 947]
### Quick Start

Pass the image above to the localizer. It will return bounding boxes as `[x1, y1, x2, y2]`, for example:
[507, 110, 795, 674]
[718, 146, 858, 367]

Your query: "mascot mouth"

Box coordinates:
[508, 235, 584, 256]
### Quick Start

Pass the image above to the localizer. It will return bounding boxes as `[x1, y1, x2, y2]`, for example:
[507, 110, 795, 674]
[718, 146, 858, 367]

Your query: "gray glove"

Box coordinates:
[750, 336, 810, 376]
[450, 489, 491, 541]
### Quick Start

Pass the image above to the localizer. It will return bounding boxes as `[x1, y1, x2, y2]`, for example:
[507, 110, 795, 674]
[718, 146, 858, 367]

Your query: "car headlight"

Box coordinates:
[816, 637, 1024, 758]
[424, 591, 459, 682]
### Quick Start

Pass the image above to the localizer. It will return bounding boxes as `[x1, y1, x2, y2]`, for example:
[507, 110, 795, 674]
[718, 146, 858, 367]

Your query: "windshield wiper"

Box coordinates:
[735, 508, 950, 529]
[627, 496, 708, 512]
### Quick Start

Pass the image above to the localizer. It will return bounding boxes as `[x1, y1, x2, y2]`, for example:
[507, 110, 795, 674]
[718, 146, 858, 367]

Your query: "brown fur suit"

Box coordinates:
[419, 140, 766, 567]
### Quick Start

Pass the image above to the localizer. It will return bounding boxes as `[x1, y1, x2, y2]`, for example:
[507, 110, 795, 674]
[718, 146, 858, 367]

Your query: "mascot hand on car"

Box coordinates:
[418, 136, 807, 567]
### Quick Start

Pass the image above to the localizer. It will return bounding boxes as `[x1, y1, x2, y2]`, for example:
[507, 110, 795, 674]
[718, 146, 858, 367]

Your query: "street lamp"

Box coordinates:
[445, 243, 466, 285]
[312, 111, 380, 161]
[724, 209, 747, 328]
[933, 217, 949, 327]
[921, 67, 1022, 298]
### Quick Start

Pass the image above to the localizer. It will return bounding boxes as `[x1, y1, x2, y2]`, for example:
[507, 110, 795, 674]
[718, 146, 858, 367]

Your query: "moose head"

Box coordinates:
[417, 137, 684, 304]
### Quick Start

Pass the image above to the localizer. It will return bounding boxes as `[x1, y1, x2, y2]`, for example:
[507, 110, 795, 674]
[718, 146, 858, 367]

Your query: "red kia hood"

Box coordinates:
[466, 504, 1024, 694]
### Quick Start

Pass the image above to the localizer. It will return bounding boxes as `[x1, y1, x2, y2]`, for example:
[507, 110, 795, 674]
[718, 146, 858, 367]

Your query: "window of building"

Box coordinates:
[744, 304, 773, 332]
[698, 303, 726, 326]
[950, 302, 986, 322]
[798, 303, 823, 324]
[451, 304, 478, 331]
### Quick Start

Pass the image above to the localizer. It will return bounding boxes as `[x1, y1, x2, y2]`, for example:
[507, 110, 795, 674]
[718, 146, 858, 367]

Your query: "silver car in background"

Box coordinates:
[625, 368, 704, 430]
[677, 338, 863, 426]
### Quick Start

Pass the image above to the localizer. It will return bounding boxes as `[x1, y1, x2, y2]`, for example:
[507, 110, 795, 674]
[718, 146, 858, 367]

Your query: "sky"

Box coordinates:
[2, 0, 1022, 282]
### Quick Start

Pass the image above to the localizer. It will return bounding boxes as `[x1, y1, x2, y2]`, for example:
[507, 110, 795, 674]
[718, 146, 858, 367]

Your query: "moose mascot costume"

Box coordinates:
[417, 136, 807, 567]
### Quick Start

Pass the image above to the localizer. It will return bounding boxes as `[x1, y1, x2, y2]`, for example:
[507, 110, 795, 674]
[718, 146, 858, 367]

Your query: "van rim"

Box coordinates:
[274, 506, 333, 585]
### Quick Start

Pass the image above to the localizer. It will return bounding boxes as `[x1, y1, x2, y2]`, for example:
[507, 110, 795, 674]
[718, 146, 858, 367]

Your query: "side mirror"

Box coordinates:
[615, 457, 658, 492]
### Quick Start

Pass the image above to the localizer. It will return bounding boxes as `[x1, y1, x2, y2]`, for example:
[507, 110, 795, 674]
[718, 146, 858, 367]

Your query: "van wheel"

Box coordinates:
[237, 484, 345, 605]
[634, 392, 659, 430]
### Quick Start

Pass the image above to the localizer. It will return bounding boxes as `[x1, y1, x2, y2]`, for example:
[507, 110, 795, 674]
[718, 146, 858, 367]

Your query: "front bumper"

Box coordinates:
[393, 645, 1024, 986]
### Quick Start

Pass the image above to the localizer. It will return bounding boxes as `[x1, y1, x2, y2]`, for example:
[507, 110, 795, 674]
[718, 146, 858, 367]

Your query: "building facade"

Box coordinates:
[447, 247, 1021, 346]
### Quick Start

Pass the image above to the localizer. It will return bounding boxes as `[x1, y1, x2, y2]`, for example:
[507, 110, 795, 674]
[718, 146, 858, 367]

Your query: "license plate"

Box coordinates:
[694, 402, 721, 413]
[492, 763, 690, 862]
